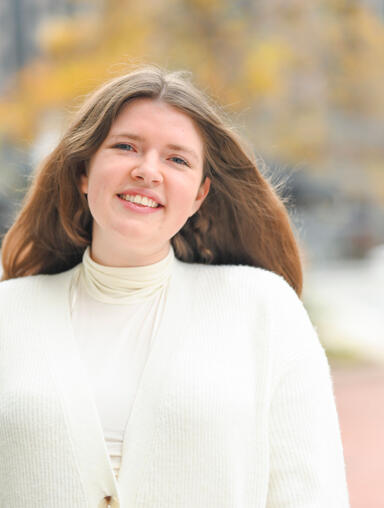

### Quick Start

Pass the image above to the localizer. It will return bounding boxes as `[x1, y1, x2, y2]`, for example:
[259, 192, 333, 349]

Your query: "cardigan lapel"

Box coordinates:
[116, 259, 193, 503]
[37, 259, 192, 506]
[38, 267, 120, 506]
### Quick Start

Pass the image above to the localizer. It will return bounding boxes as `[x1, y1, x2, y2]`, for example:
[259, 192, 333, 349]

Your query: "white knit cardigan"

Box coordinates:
[0, 259, 350, 508]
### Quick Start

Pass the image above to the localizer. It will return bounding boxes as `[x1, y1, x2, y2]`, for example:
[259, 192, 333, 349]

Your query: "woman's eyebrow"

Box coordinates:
[166, 143, 199, 163]
[108, 133, 144, 142]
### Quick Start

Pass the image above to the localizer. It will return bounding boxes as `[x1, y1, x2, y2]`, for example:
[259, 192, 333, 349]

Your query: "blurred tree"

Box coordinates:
[0, 0, 382, 188]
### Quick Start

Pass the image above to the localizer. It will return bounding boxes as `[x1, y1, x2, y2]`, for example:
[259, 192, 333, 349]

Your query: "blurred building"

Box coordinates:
[0, 0, 88, 93]
[360, 0, 384, 18]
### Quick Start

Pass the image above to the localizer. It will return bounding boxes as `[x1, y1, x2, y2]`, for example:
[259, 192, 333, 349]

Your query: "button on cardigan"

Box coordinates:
[0, 259, 350, 507]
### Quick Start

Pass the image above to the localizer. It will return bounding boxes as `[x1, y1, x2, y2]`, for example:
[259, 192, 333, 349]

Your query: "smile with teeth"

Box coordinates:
[118, 194, 160, 208]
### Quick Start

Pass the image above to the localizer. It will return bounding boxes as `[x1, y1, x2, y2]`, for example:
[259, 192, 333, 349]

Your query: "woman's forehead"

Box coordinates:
[109, 98, 204, 152]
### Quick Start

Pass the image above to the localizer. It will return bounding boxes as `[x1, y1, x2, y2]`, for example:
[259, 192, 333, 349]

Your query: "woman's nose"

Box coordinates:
[130, 157, 163, 185]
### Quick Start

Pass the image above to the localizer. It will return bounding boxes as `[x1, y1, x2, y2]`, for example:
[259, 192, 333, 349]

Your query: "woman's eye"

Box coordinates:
[114, 143, 134, 151]
[170, 156, 189, 167]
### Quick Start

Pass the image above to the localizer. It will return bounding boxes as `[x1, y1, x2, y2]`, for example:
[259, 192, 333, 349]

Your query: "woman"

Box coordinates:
[0, 66, 350, 507]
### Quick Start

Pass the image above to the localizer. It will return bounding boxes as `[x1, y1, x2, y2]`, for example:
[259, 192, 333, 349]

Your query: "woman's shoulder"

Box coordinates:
[0, 266, 77, 304]
[174, 258, 295, 301]
[0, 272, 42, 297]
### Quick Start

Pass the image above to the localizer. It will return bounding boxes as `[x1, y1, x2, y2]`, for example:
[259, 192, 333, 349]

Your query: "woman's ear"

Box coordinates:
[80, 162, 89, 194]
[191, 177, 211, 215]
[80, 175, 88, 194]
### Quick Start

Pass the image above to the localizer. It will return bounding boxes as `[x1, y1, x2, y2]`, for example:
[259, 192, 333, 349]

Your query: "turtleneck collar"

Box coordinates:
[79, 246, 175, 304]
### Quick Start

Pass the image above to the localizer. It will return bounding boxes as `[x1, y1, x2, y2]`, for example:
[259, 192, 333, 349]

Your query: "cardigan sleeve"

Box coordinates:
[265, 277, 350, 507]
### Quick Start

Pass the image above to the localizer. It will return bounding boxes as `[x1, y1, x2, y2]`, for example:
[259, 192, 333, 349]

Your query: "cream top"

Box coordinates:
[70, 246, 174, 478]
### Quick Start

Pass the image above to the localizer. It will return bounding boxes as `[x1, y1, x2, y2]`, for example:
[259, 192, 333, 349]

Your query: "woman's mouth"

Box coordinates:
[117, 193, 164, 214]
[117, 193, 162, 208]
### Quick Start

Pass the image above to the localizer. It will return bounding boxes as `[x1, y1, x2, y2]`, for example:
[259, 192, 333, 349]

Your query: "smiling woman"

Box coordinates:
[0, 66, 350, 508]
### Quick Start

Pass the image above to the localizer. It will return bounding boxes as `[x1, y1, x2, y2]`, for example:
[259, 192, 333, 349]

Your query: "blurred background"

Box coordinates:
[0, 0, 383, 505]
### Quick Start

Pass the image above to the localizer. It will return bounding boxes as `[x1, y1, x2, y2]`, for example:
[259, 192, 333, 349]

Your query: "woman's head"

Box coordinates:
[80, 96, 210, 267]
[1, 65, 303, 295]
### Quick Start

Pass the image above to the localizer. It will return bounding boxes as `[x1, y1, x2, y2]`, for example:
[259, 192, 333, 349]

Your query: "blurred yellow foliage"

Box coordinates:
[0, 4, 152, 140]
[38, 16, 99, 58]
[243, 40, 292, 98]
[0, 0, 382, 180]
[186, 0, 221, 11]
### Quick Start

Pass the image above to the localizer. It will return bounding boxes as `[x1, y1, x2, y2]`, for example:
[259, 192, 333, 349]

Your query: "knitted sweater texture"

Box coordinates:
[0, 259, 350, 508]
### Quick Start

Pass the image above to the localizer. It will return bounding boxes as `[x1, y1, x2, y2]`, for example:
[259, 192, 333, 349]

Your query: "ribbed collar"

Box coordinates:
[79, 246, 174, 304]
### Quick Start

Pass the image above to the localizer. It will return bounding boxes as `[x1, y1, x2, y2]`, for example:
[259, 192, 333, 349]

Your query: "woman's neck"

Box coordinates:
[89, 240, 171, 268]
[79, 245, 175, 304]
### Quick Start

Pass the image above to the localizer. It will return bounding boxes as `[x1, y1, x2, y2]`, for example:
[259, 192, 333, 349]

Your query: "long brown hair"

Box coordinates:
[1, 65, 303, 295]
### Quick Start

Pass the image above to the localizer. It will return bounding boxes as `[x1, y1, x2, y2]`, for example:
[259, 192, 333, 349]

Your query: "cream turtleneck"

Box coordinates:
[79, 246, 174, 304]
[70, 246, 174, 478]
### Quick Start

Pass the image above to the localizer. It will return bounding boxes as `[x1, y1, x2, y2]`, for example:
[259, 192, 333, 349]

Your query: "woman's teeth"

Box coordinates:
[119, 194, 159, 208]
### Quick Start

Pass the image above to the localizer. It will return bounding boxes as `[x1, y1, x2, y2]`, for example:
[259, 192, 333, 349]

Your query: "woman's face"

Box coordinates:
[80, 98, 210, 266]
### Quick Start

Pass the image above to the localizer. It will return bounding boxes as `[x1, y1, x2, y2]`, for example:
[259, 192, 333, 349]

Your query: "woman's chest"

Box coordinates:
[0, 313, 271, 429]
